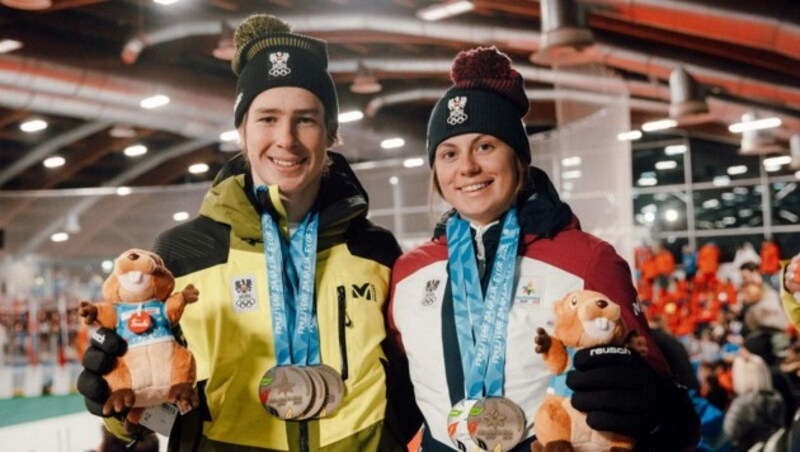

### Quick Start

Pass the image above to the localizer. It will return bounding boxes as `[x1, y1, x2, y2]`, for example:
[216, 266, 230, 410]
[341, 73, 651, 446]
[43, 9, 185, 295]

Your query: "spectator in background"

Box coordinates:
[739, 261, 789, 337]
[724, 352, 785, 452]
[682, 244, 698, 282]
[744, 334, 797, 428]
[760, 239, 781, 289]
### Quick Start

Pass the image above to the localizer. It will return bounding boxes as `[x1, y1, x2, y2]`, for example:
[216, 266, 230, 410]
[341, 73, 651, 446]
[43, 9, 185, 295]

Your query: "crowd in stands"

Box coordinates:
[635, 239, 798, 451]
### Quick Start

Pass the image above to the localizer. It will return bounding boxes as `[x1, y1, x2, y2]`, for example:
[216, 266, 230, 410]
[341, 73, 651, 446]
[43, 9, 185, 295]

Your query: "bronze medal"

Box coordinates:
[446, 399, 483, 452]
[466, 397, 526, 452]
[295, 366, 327, 420]
[258, 366, 314, 420]
[315, 364, 345, 417]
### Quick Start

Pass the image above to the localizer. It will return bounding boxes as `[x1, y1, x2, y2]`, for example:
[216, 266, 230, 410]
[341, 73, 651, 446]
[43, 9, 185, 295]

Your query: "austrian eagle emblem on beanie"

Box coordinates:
[446, 96, 468, 125]
[268, 52, 291, 77]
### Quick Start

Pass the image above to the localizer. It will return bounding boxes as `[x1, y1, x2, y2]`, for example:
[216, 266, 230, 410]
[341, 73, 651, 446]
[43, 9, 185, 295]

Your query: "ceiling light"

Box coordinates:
[721, 192, 735, 201]
[116, 187, 132, 196]
[140, 95, 170, 109]
[43, 156, 65, 168]
[655, 161, 677, 170]
[796, 171, 800, 179]
[664, 209, 679, 223]
[722, 216, 737, 225]
[403, 158, 425, 168]
[153, 0, 180, 4]
[0, 39, 23, 54]
[637, 176, 657, 186]
[50, 232, 69, 242]
[617, 130, 642, 141]
[219, 130, 239, 142]
[189, 163, 209, 174]
[729, 116, 781, 133]
[417, 0, 474, 21]
[381, 138, 405, 149]
[664, 145, 687, 155]
[561, 156, 582, 167]
[763, 155, 791, 167]
[702, 199, 720, 209]
[733, 187, 748, 195]
[641, 119, 678, 132]
[101, 260, 114, 273]
[123, 144, 147, 157]
[765, 165, 781, 173]
[350, 62, 382, 94]
[389, 176, 399, 185]
[339, 110, 364, 123]
[21, 119, 47, 133]
[173, 211, 190, 222]
[738, 209, 753, 217]
[712, 175, 731, 186]
[562, 170, 582, 180]
[109, 124, 136, 138]
[643, 211, 655, 223]
[727, 165, 747, 175]
[562, 182, 575, 191]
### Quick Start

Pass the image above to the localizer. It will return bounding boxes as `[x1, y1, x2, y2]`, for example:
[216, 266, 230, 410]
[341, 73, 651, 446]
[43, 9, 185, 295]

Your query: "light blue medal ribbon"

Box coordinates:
[257, 185, 321, 367]
[446, 208, 520, 399]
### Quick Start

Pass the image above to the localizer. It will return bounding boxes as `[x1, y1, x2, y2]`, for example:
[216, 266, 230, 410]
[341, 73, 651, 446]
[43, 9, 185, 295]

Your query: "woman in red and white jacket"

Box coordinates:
[387, 46, 699, 452]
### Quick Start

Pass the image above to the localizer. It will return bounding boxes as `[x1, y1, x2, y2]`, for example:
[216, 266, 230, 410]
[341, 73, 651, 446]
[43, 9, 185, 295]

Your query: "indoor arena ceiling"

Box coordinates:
[0, 0, 799, 190]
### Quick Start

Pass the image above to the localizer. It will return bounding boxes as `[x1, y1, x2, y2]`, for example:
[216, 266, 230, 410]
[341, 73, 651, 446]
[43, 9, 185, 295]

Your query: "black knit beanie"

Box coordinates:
[232, 14, 339, 135]
[427, 47, 530, 166]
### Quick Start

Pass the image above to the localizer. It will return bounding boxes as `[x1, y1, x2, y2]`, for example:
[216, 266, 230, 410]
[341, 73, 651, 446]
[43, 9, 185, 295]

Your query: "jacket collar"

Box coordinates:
[432, 166, 576, 244]
[200, 151, 369, 242]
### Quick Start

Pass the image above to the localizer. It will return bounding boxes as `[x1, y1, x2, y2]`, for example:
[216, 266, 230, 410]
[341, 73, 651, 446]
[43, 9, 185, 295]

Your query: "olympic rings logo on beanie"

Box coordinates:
[427, 46, 531, 167]
[231, 14, 339, 135]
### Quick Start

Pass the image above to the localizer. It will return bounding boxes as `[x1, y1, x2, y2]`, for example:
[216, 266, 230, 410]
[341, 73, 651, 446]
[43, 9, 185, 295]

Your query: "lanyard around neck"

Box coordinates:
[446, 208, 520, 399]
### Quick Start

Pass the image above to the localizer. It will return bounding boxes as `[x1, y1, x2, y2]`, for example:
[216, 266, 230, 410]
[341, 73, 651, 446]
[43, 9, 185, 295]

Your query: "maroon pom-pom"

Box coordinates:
[450, 46, 519, 84]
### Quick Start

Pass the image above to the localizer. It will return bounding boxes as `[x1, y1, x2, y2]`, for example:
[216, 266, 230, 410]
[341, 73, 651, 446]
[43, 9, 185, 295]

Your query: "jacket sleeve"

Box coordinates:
[781, 262, 800, 328]
[381, 254, 424, 444]
[584, 241, 669, 374]
[585, 241, 700, 451]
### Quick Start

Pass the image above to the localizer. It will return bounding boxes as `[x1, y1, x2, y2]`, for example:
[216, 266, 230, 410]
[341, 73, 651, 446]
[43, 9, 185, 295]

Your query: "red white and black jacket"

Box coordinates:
[387, 167, 671, 451]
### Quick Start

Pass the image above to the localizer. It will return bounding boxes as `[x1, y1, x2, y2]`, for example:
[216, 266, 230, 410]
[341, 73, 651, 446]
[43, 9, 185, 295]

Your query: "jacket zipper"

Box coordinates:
[337, 285, 350, 381]
[300, 421, 309, 452]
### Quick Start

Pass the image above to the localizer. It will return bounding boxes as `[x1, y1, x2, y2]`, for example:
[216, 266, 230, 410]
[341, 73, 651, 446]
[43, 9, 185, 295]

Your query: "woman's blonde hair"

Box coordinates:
[732, 352, 773, 395]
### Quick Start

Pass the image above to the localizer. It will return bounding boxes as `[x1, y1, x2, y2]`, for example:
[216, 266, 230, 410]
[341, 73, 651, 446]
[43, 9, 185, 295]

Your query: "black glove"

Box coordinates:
[566, 345, 699, 450]
[77, 327, 127, 417]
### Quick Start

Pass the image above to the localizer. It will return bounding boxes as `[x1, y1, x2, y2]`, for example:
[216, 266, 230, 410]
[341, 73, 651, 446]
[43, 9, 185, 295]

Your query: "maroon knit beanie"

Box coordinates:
[427, 46, 530, 166]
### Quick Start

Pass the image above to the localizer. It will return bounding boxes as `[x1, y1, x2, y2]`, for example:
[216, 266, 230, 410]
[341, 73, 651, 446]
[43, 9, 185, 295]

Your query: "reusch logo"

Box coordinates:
[351, 283, 376, 301]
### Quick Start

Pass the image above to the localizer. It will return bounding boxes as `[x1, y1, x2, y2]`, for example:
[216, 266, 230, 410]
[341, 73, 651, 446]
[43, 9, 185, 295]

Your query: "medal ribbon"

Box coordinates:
[446, 208, 520, 399]
[257, 185, 321, 367]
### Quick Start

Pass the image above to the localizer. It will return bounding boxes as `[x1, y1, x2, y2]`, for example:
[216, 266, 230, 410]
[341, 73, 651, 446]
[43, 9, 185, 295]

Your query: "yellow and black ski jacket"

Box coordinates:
[154, 152, 420, 451]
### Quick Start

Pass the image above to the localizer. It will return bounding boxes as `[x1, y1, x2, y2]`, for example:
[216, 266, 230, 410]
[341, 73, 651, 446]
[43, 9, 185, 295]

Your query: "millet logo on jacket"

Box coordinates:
[351, 283, 376, 301]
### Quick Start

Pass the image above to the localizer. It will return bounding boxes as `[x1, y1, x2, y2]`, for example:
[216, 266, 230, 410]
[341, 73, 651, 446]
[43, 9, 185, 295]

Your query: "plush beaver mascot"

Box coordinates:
[79, 249, 199, 425]
[532, 290, 645, 452]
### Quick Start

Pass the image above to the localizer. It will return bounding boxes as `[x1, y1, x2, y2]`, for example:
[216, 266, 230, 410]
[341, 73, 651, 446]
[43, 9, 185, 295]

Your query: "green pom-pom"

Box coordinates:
[234, 14, 292, 50]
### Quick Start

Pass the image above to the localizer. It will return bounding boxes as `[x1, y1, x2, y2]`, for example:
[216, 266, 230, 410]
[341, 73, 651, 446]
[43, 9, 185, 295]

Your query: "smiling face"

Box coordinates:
[433, 133, 520, 225]
[239, 87, 329, 204]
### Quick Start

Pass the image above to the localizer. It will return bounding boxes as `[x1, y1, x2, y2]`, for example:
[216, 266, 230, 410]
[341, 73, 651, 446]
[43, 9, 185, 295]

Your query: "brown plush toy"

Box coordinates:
[78, 249, 199, 425]
[532, 290, 646, 452]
